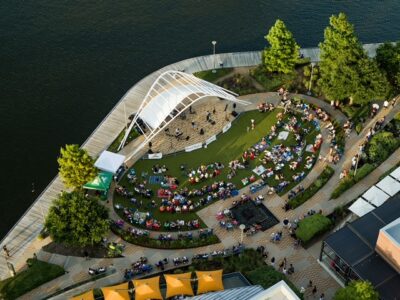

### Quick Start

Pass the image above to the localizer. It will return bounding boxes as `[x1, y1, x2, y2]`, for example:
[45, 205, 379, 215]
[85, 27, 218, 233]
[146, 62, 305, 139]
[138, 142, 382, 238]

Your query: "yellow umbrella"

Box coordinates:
[196, 270, 224, 294]
[133, 276, 163, 300]
[70, 290, 95, 300]
[101, 282, 130, 300]
[165, 272, 194, 298]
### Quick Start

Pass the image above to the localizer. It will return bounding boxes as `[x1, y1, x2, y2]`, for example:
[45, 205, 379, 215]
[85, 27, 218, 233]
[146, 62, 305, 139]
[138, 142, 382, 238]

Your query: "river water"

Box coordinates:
[1, 1, 399, 238]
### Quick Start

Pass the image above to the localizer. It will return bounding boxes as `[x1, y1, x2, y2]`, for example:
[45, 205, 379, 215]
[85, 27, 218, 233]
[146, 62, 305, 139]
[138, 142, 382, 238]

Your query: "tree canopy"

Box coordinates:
[263, 19, 300, 74]
[334, 280, 379, 300]
[376, 41, 400, 92]
[45, 191, 109, 247]
[58, 144, 97, 189]
[319, 13, 389, 104]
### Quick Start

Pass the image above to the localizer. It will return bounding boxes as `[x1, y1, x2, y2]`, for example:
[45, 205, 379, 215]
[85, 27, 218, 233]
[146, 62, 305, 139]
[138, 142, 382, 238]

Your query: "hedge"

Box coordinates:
[288, 166, 334, 208]
[111, 224, 220, 249]
[296, 214, 332, 244]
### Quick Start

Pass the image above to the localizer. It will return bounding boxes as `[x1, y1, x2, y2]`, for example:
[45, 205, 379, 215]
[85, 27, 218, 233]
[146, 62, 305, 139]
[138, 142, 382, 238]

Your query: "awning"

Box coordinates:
[133, 276, 162, 300]
[376, 176, 400, 196]
[165, 272, 194, 298]
[83, 171, 113, 191]
[196, 270, 224, 295]
[70, 290, 94, 300]
[349, 198, 375, 217]
[101, 282, 130, 300]
[95, 151, 125, 174]
[391, 166, 400, 181]
[362, 186, 390, 207]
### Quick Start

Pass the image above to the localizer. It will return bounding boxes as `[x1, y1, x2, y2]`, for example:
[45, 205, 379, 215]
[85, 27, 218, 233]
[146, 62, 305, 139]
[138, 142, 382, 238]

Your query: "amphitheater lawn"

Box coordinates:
[114, 109, 319, 229]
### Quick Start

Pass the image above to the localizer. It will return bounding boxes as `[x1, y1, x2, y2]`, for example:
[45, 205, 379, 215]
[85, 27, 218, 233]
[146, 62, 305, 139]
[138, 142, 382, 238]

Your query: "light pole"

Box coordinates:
[239, 224, 246, 244]
[307, 62, 316, 95]
[211, 40, 217, 73]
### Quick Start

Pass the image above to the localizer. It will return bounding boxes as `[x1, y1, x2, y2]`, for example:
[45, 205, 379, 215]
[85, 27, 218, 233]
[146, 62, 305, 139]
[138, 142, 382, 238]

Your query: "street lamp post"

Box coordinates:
[239, 224, 246, 244]
[211, 41, 217, 73]
[307, 62, 316, 95]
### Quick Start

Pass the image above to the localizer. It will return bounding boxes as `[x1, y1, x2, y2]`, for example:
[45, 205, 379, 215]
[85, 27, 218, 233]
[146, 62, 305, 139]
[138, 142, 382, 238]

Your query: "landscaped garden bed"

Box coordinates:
[295, 213, 332, 245]
[111, 224, 220, 249]
[288, 166, 334, 209]
[113, 108, 321, 233]
[107, 127, 139, 153]
[218, 73, 259, 95]
[0, 258, 65, 300]
[332, 127, 400, 199]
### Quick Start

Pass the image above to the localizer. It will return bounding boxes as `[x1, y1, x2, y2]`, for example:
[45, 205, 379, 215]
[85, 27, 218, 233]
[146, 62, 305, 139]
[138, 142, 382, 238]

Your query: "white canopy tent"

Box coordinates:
[349, 198, 376, 217]
[376, 176, 400, 196]
[95, 151, 126, 174]
[119, 71, 250, 159]
[362, 185, 390, 207]
[390, 166, 400, 181]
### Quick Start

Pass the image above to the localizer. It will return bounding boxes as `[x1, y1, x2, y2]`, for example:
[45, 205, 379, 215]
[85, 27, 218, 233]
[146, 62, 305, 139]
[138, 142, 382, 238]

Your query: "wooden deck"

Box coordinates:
[0, 43, 384, 279]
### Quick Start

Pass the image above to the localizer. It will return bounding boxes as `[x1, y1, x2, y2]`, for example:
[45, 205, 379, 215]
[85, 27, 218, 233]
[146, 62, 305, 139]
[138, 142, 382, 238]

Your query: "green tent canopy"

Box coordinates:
[83, 171, 113, 191]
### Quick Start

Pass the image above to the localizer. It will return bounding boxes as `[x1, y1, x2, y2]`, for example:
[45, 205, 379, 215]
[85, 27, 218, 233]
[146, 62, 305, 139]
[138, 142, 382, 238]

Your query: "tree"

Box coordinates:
[45, 191, 109, 247]
[368, 131, 399, 162]
[352, 58, 390, 105]
[263, 19, 300, 74]
[319, 13, 389, 105]
[58, 144, 97, 189]
[334, 280, 379, 300]
[376, 42, 400, 92]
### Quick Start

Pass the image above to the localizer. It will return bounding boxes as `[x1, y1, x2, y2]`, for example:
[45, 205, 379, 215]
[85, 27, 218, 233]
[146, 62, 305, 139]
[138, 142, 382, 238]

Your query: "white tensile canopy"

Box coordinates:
[119, 71, 250, 159]
[376, 176, 400, 196]
[390, 166, 400, 181]
[95, 151, 125, 174]
[362, 185, 390, 207]
[349, 198, 376, 217]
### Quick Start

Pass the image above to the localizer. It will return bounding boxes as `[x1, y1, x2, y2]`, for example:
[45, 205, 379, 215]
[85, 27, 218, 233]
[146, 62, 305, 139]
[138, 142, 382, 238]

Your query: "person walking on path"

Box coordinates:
[270, 257, 275, 268]
[319, 293, 325, 300]
[308, 280, 313, 288]
[312, 285, 317, 296]
[3, 245, 10, 257]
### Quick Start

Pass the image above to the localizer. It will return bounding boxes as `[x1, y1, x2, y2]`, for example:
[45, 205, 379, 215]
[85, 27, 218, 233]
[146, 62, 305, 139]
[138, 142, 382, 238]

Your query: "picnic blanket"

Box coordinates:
[149, 175, 163, 184]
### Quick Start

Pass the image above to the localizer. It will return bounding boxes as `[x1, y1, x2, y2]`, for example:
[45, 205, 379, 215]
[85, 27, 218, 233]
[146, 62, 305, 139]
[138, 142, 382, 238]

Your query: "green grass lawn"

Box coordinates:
[0, 259, 65, 300]
[114, 109, 320, 230]
[193, 68, 233, 83]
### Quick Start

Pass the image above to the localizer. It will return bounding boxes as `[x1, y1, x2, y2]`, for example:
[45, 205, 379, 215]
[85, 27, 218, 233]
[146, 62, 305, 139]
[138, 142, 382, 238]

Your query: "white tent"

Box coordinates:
[349, 198, 375, 217]
[390, 166, 400, 181]
[362, 185, 390, 207]
[119, 71, 250, 158]
[94, 151, 125, 174]
[376, 176, 400, 196]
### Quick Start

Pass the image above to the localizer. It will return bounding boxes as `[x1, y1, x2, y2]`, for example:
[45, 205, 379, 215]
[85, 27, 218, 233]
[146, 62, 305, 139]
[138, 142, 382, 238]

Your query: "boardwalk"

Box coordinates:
[0, 43, 387, 280]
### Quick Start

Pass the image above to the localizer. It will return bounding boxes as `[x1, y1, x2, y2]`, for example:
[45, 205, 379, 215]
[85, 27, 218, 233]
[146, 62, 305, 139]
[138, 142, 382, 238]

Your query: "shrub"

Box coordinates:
[355, 123, 363, 134]
[353, 163, 375, 182]
[331, 176, 355, 199]
[367, 131, 399, 163]
[288, 166, 334, 208]
[296, 214, 332, 244]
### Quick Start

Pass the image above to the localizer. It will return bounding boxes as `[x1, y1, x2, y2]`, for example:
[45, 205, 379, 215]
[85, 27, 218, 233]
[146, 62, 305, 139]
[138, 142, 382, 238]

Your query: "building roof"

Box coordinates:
[185, 285, 264, 300]
[248, 281, 300, 300]
[324, 192, 400, 299]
